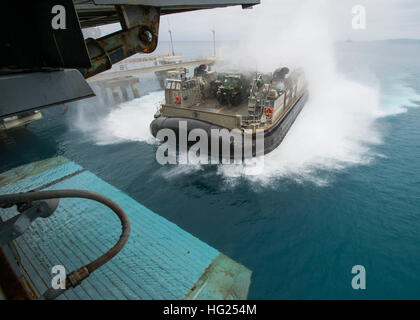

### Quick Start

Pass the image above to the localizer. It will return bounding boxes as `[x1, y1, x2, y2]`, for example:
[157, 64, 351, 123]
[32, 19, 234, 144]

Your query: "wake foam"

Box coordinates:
[75, 91, 164, 146]
[380, 78, 420, 116]
[218, 78, 381, 186]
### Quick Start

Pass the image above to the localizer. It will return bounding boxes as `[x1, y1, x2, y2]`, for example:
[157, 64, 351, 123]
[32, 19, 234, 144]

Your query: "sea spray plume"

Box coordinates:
[67, 91, 164, 145]
[95, 91, 164, 145]
[217, 0, 382, 185]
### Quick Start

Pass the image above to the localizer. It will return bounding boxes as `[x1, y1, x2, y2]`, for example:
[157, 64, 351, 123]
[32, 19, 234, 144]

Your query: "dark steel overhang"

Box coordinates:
[75, 0, 260, 28]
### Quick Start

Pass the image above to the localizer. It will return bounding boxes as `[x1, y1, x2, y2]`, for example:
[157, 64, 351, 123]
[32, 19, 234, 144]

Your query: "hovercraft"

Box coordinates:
[150, 65, 308, 160]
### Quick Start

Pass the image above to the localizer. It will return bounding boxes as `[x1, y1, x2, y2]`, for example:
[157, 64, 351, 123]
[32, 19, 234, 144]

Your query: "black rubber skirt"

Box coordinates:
[150, 91, 309, 159]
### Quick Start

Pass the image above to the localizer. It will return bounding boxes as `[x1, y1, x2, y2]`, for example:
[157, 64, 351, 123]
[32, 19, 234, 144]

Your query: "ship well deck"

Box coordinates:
[0, 157, 252, 300]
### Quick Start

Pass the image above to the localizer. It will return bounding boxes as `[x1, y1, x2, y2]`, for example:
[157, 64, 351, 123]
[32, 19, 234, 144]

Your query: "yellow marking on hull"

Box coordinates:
[216, 106, 226, 114]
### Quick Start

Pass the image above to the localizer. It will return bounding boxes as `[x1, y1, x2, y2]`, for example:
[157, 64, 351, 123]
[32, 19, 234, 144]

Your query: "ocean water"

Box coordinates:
[1, 40, 420, 299]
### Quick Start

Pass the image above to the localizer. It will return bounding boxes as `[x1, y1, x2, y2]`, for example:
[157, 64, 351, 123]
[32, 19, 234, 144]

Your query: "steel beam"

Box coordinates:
[82, 6, 160, 78]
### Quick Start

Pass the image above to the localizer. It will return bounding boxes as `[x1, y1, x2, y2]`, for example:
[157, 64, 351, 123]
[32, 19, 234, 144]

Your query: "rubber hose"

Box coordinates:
[0, 190, 131, 299]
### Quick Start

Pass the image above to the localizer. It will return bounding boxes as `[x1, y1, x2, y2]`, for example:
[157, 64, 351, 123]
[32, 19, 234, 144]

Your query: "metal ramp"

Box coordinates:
[0, 157, 251, 300]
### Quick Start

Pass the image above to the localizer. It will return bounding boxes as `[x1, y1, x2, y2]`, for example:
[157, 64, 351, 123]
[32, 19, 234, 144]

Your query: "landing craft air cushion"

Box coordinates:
[150, 66, 309, 159]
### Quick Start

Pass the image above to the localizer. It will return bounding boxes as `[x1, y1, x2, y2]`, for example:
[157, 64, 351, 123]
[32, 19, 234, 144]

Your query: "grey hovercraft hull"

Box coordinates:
[150, 90, 308, 158]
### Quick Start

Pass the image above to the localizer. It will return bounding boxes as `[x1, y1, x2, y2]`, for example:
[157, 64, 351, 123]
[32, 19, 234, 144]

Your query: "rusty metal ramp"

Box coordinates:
[0, 156, 251, 300]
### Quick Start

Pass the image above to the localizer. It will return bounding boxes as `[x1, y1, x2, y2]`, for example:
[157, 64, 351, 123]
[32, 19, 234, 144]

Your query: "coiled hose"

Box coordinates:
[0, 190, 131, 300]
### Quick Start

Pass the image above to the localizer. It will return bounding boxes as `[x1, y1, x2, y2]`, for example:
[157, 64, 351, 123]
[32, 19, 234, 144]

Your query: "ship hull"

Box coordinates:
[150, 91, 309, 159]
[261, 90, 309, 155]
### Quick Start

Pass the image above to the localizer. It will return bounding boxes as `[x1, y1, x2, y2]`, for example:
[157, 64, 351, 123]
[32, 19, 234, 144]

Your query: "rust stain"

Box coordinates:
[223, 284, 235, 300]
[184, 262, 213, 299]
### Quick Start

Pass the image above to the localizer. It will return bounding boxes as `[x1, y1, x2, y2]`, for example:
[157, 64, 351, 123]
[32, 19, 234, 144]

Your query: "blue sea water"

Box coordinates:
[1, 40, 420, 299]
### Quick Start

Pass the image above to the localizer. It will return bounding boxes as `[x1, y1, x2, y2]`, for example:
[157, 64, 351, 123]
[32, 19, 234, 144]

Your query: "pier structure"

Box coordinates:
[91, 76, 141, 105]
[89, 58, 216, 81]
[88, 57, 217, 104]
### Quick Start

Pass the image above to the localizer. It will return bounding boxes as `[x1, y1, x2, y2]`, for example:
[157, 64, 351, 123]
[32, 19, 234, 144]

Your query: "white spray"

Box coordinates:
[217, 0, 383, 185]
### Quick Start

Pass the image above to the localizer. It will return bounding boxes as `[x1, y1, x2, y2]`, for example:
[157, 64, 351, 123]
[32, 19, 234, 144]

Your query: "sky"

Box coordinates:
[97, 0, 420, 42]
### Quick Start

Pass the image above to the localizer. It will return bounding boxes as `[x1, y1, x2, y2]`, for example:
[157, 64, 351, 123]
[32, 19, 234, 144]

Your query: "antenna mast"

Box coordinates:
[168, 18, 175, 56]
[211, 29, 216, 58]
